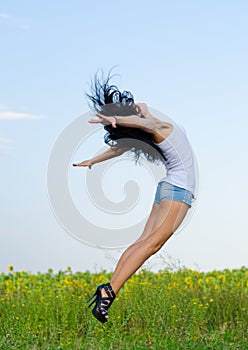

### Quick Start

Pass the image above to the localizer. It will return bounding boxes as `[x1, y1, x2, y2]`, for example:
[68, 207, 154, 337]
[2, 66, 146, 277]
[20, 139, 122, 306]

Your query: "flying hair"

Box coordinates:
[86, 69, 165, 164]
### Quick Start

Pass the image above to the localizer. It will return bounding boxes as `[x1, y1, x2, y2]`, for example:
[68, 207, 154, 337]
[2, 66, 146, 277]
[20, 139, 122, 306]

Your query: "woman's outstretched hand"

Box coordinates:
[89, 114, 117, 128]
[89, 103, 151, 128]
[72, 160, 93, 169]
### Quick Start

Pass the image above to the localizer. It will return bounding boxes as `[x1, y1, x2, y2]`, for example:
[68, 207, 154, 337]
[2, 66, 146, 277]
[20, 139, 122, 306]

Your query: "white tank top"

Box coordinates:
[155, 123, 196, 196]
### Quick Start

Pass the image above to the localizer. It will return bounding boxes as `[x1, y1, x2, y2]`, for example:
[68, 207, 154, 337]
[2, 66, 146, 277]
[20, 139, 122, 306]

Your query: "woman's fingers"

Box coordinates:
[111, 118, 117, 128]
[95, 113, 111, 123]
[96, 113, 106, 118]
[92, 114, 117, 128]
[89, 118, 103, 124]
[72, 162, 84, 166]
[72, 161, 92, 168]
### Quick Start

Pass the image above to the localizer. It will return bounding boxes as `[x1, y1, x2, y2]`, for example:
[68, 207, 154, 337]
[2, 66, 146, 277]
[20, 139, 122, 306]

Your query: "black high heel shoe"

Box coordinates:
[87, 283, 116, 323]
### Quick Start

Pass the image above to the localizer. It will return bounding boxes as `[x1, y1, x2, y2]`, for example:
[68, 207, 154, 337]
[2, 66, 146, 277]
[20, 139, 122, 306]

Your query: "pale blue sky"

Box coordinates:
[1, 0, 248, 273]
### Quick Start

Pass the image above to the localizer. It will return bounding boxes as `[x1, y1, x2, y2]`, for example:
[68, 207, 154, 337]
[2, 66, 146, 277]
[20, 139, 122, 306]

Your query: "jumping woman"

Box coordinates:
[73, 72, 196, 323]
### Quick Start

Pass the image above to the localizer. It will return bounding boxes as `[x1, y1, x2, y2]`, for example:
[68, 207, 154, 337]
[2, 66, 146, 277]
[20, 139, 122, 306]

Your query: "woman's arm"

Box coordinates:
[72, 146, 128, 168]
[90, 113, 167, 143]
[90, 113, 157, 133]
[89, 103, 173, 143]
[89, 103, 148, 129]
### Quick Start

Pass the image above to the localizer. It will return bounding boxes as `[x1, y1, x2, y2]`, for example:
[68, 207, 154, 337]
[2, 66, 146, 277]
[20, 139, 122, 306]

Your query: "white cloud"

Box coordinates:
[0, 12, 29, 30]
[0, 137, 11, 144]
[0, 104, 9, 110]
[0, 137, 13, 155]
[0, 111, 45, 120]
[0, 13, 10, 20]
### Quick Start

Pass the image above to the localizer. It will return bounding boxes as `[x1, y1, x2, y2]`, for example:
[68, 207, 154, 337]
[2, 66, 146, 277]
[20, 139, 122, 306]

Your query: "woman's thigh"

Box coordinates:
[152, 200, 189, 236]
[134, 203, 160, 243]
[135, 200, 189, 244]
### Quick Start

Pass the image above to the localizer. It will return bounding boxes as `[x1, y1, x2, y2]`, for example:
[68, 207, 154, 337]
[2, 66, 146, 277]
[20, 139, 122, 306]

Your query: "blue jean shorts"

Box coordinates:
[154, 181, 194, 207]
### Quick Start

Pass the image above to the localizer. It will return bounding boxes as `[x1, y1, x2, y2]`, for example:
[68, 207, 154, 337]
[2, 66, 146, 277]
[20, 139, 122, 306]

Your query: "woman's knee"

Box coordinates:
[144, 232, 172, 255]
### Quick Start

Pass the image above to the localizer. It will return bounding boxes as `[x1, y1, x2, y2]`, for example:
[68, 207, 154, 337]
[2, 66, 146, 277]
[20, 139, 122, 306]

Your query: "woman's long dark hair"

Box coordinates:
[86, 70, 165, 164]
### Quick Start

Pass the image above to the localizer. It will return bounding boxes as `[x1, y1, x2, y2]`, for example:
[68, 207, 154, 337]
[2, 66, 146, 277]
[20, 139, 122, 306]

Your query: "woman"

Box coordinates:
[73, 73, 196, 323]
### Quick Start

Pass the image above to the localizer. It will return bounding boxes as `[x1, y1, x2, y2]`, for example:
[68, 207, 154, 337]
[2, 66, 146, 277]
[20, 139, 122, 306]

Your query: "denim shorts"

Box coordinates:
[154, 181, 194, 207]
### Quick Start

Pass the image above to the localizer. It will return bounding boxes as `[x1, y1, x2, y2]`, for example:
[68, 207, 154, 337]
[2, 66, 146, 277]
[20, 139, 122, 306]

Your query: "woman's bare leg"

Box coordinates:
[97, 203, 161, 320]
[110, 203, 160, 277]
[110, 201, 189, 294]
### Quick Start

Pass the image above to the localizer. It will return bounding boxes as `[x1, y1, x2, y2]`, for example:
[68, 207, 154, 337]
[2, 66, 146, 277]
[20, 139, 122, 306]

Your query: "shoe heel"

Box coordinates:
[87, 292, 97, 306]
[86, 284, 105, 306]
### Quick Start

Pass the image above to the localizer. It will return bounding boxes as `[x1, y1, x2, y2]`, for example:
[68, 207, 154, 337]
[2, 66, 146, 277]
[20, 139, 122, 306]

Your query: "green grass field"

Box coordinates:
[0, 266, 247, 349]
